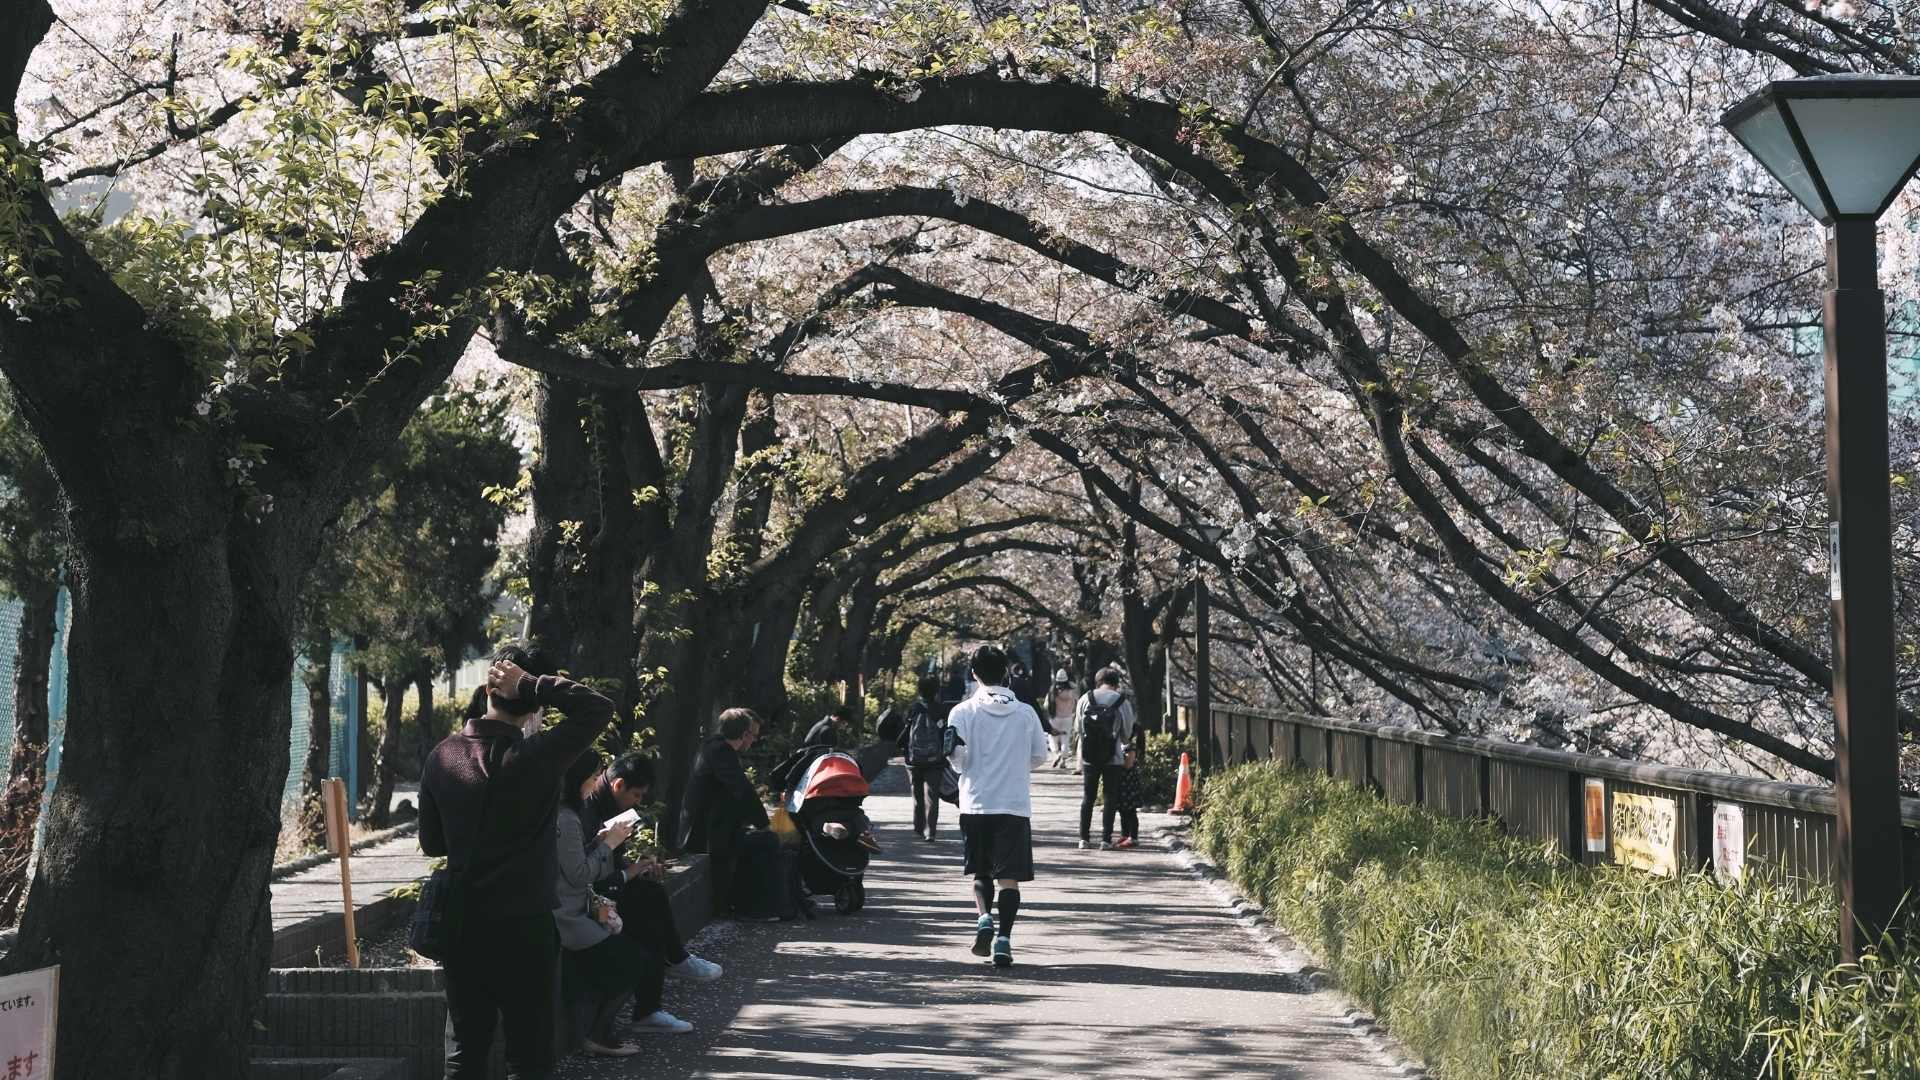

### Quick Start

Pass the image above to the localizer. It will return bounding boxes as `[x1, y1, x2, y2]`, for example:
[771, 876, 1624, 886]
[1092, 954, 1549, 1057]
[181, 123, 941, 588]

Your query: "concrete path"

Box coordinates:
[271, 830, 430, 931]
[557, 763, 1412, 1080]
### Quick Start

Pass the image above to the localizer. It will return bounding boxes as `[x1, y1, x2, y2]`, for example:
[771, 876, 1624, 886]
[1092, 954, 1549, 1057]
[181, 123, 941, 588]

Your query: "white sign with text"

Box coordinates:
[0, 965, 56, 1080]
[1712, 803, 1747, 883]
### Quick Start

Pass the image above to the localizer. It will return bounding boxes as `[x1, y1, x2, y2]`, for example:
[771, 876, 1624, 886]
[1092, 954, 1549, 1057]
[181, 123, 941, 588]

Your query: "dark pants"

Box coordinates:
[1079, 765, 1138, 842]
[443, 912, 559, 1080]
[570, 931, 665, 1031]
[615, 876, 689, 965]
[710, 827, 786, 915]
[909, 764, 944, 835]
[706, 827, 742, 916]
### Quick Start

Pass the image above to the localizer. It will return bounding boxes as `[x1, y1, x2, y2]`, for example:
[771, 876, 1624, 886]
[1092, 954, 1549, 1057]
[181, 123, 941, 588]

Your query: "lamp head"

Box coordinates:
[1722, 75, 1920, 224]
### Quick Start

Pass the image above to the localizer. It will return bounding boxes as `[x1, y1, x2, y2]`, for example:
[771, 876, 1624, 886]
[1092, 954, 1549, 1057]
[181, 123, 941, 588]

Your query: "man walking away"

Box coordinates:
[420, 644, 618, 1080]
[901, 674, 948, 841]
[679, 708, 773, 918]
[803, 706, 852, 749]
[1074, 667, 1138, 850]
[947, 644, 1051, 968]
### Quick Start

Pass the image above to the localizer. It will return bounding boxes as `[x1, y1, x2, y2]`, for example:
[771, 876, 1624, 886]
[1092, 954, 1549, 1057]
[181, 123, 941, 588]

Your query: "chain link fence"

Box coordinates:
[0, 590, 360, 825]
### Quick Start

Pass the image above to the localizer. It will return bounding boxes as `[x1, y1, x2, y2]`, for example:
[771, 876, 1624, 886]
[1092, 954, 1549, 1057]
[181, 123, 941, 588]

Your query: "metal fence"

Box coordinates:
[0, 588, 363, 822]
[1174, 702, 1920, 888]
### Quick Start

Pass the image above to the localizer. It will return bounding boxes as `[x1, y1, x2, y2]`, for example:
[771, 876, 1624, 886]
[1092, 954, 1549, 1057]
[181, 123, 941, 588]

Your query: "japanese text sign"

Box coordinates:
[0, 966, 56, 1080]
[1612, 791, 1679, 877]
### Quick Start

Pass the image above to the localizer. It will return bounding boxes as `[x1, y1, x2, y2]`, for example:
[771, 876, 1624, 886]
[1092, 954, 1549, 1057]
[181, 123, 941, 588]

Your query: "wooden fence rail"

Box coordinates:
[1170, 702, 1920, 886]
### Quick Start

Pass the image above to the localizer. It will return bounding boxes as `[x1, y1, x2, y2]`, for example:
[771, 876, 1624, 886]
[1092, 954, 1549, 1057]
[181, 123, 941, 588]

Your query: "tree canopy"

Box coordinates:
[2, 0, 1917, 1074]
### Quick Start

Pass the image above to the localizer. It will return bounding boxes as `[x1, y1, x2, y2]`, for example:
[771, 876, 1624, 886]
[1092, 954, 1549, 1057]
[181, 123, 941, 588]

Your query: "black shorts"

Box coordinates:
[960, 813, 1034, 882]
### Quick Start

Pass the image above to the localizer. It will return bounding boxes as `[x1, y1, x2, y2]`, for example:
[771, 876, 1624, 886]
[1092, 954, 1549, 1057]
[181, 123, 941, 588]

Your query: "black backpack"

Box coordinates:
[1081, 696, 1120, 764]
[906, 703, 946, 766]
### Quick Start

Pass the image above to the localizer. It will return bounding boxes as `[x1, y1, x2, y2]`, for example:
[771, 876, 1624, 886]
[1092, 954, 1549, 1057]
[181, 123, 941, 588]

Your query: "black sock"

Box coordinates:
[973, 878, 993, 918]
[997, 888, 1021, 936]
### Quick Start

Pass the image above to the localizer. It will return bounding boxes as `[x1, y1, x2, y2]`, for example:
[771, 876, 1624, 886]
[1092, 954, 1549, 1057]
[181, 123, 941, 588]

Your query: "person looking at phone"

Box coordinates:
[579, 754, 723, 989]
[556, 752, 696, 1056]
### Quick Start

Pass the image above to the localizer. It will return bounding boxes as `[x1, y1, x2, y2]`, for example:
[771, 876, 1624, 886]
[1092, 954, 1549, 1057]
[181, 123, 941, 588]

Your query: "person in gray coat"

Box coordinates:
[554, 754, 691, 1057]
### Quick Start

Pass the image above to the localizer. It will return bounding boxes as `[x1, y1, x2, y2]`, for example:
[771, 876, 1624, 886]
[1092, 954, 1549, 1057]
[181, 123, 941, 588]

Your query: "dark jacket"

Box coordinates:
[802, 716, 840, 749]
[678, 734, 768, 854]
[419, 674, 616, 921]
[896, 698, 931, 753]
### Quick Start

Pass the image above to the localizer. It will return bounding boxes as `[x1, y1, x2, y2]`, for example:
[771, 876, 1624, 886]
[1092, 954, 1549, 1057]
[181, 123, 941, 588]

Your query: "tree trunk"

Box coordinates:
[528, 377, 647, 721]
[8, 525, 300, 1080]
[367, 676, 407, 829]
[412, 664, 441, 772]
[300, 640, 332, 848]
[414, 671, 437, 764]
[0, 571, 59, 925]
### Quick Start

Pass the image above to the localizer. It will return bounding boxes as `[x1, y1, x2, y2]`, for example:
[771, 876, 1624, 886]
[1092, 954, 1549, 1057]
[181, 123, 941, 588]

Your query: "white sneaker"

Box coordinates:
[633, 1009, 694, 1034]
[668, 955, 723, 981]
[584, 1037, 640, 1056]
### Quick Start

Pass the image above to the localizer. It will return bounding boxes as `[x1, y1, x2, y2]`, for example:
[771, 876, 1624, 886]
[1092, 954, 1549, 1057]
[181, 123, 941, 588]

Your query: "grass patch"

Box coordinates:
[1193, 762, 1920, 1079]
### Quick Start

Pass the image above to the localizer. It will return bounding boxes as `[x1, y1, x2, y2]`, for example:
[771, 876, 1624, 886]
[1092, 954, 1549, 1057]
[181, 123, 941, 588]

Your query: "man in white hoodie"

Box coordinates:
[946, 643, 1052, 968]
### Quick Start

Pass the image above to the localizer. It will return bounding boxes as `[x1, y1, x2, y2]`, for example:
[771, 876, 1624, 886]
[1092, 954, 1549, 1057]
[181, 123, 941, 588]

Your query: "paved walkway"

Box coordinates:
[271, 829, 430, 931]
[557, 764, 1412, 1080]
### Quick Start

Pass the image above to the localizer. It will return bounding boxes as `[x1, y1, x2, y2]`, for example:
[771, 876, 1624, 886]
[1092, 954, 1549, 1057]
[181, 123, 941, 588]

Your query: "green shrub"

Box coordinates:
[1193, 762, 1920, 1079]
[1134, 731, 1194, 807]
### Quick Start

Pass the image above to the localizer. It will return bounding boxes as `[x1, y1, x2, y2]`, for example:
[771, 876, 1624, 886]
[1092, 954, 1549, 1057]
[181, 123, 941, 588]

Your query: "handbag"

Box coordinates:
[407, 748, 499, 961]
[406, 863, 464, 962]
[769, 805, 802, 846]
[937, 763, 960, 806]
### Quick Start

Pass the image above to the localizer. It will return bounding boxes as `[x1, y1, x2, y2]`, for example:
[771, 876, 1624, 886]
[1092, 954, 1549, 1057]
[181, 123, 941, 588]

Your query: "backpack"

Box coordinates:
[906, 703, 946, 766]
[1081, 695, 1120, 764]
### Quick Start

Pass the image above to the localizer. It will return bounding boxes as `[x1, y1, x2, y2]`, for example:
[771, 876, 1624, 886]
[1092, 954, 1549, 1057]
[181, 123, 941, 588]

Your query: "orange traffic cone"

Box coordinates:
[1171, 752, 1193, 813]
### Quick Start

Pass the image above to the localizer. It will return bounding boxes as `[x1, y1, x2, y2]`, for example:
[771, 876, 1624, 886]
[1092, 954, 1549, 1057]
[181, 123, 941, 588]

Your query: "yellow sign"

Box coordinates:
[1611, 791, 1679, 876]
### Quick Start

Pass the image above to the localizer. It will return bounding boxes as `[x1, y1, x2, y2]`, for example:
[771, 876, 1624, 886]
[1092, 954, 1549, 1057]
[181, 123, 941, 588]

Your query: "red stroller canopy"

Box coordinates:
[799, 752, 870, 803]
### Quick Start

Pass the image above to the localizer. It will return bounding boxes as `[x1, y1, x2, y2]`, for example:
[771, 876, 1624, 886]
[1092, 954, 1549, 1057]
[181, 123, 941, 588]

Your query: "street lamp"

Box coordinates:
[1192, 524, 1227, 771]
[1722, 75, 1920, 962]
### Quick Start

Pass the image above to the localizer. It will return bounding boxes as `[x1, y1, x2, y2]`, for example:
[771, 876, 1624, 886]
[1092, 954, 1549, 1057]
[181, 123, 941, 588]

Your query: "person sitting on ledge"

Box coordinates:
[679, 707, 775, 918]
[554, 752, 692, 1057]
[578, 753, 723, 984]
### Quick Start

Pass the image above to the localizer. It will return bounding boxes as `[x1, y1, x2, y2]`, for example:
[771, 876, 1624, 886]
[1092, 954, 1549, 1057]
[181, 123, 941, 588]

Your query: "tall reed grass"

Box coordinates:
[1192, 762, 1920, 1078]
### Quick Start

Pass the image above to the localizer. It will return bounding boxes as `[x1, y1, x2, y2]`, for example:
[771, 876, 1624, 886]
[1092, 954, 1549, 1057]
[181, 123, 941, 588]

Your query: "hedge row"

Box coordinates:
[1192, 762, 1920, 1079]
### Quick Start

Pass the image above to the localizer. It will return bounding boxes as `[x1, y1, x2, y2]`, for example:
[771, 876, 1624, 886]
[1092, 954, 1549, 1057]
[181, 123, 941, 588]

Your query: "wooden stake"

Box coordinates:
[322, 778, 360, 969]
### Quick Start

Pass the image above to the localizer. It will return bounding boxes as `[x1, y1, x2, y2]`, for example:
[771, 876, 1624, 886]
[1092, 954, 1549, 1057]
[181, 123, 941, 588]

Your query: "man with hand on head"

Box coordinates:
[947, 643, 1052, 968]
[419, 644, 618, 1080]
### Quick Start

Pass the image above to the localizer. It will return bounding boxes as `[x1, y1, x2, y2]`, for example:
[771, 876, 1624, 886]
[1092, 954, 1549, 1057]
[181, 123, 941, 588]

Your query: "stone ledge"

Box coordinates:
[249, 1057, 409, 1080]
[254, 854, 714, 1080]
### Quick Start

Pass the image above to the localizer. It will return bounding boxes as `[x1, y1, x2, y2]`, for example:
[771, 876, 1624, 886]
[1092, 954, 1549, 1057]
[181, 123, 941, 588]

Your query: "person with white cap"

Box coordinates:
[1046, 670, 1077, 769]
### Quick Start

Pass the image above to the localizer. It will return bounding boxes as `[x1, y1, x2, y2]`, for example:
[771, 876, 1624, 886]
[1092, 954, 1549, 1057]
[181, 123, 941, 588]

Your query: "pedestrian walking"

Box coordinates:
[420, 645, 617, 1080]
[900, 674, 949, 841]
[1046, 670, 1077, 769]
[803, 706, 852, 749]
[947, 644, 1051, 968]
[1074, 667, 1138, 850]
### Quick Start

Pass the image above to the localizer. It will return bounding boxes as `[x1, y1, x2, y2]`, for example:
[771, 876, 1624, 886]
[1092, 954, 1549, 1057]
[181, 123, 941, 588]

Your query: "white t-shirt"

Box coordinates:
[948, 685, 1052, 817]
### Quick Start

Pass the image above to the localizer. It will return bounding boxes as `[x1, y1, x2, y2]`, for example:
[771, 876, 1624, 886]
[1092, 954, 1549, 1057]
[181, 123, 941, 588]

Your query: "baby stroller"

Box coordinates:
[783, 750, 874, 914]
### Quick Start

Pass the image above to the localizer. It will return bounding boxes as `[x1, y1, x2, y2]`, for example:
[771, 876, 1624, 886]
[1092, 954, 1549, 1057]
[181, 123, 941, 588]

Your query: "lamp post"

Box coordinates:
[1722, 75, 1920, 962]
[1193, 525, 1226, 772]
